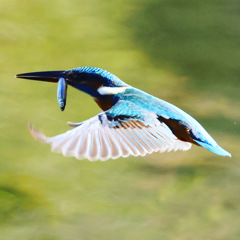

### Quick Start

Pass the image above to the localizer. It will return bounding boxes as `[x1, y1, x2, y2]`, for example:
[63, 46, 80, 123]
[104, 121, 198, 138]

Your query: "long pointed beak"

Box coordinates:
[15, 71, 65, 83]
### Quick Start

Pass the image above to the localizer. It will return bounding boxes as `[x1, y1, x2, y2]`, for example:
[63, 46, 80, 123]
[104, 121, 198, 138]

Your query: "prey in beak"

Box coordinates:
[16, 70, 68, 111]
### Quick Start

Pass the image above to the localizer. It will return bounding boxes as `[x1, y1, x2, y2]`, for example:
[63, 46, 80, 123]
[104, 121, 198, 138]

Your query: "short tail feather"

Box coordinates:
[195, 140, 231, 157]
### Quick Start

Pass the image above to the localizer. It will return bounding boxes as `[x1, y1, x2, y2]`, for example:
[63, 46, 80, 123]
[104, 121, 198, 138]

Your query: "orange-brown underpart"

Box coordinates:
[94, 97, 114, 111]
[158, 116, 199, 146]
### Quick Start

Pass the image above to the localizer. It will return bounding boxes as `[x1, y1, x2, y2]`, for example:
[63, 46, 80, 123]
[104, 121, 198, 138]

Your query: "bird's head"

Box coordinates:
[16, 67, 129, 98]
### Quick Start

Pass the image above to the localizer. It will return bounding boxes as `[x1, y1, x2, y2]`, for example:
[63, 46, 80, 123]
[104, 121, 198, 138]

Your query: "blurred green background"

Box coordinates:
[0, 0, 239, 239]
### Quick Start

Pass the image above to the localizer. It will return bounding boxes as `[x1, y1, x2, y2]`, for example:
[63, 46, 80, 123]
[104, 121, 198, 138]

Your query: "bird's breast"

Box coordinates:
[93, 96, 116, 111]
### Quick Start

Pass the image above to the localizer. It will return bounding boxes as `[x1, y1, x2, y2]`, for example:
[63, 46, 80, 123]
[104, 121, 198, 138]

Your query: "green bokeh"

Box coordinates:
[0, 0, 239, 239]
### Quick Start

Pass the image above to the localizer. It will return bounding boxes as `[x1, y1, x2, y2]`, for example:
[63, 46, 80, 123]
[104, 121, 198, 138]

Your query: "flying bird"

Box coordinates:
[16, 67, 231, 160]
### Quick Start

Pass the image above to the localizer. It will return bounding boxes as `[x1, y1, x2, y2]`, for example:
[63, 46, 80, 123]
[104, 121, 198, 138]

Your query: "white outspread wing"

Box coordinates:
[28, 113, 191, 161]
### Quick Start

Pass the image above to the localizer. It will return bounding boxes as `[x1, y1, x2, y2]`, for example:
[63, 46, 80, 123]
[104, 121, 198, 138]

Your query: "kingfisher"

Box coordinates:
[16, 67, 231, 161]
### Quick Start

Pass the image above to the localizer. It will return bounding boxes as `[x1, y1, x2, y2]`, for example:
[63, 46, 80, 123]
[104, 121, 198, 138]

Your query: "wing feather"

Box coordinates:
[103, 126, 120, 160]
[29, 112, 191, 161]
[121, 122, 147, 156]
[127, 121, 154, 154]
[99, 126, 112, 160]
[114, 127, 139, 157]
[109, 128, 131, 158]
[89, 129, 100, 160]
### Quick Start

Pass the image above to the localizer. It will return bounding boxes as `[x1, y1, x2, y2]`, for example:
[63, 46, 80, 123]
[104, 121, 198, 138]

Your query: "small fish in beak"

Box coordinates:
[57, 77, 68, 111]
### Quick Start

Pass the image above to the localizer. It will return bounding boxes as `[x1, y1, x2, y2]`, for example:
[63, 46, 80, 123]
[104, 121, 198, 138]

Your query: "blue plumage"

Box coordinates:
[106, 87, 231, 157]
[66, 67, 127, 87]
[16, 67, 231, 160]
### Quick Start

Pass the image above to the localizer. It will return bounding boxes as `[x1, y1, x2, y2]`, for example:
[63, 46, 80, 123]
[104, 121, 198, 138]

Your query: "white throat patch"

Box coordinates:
[97, 86, 129, 95]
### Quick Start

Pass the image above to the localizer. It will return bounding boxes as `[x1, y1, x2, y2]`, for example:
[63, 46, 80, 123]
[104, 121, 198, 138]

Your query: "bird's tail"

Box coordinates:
[195, 140, 231, 157]
[28, 123, 48, 143]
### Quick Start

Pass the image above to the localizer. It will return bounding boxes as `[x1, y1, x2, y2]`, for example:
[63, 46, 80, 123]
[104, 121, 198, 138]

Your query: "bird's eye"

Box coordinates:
[67, 70, 74, 76]
[81, 80, 88, 84]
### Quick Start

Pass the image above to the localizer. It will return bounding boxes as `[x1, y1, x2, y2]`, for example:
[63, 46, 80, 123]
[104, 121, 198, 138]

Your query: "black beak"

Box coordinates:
[15, 71, 65, 83]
